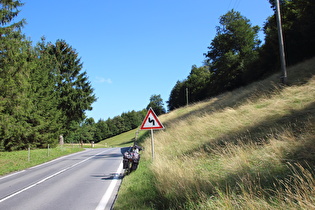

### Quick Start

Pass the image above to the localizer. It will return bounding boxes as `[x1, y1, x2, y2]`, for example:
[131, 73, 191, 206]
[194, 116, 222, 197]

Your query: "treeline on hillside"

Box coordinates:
[75, 110, 147, 144]
[74, 94, 166, 144]
[0, 0, 166, 151]
[167, 0, 315, 111]
[0, 1, 96, 151]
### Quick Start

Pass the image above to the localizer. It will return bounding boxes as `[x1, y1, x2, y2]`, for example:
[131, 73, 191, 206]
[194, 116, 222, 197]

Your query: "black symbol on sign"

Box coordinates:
[148, 117, 155, 125]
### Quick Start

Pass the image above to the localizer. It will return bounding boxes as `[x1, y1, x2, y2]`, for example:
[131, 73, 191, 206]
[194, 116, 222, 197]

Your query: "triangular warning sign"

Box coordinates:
[140, 107, 164, 130]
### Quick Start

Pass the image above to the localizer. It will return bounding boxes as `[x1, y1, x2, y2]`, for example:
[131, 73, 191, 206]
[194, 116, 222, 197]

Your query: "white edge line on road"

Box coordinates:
[0, 170, 26, 181]
[95, 162, 123, 210]
[0, 148, 116, 181]
[0, 149, 107, 203]
[0, 149, 88, 181]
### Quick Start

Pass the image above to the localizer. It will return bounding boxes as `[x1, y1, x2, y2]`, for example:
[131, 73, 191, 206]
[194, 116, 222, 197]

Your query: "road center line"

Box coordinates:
[0, 149, 107, 203]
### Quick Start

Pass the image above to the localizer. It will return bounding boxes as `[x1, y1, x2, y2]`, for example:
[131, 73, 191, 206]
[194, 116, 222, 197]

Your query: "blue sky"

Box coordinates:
[18, 0, 273, 121]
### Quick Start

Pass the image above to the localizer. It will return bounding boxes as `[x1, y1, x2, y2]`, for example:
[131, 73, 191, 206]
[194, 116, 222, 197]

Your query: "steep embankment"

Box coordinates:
[115, 57, 315, 209]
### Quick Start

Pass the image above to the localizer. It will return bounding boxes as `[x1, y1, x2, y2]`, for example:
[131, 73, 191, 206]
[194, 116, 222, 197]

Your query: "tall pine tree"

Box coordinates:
[0, 0, 34, 150]
[44, 40, 96, 139]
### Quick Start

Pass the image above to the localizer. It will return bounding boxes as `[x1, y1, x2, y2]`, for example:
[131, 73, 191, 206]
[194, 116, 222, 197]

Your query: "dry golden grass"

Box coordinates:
[115, 58, 315, 209]
[139, 58, 315, 209]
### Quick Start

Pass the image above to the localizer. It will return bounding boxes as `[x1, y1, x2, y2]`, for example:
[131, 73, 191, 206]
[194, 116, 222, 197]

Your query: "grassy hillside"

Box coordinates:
[114, 57, 315, 209]
[98, 128, 149, 148]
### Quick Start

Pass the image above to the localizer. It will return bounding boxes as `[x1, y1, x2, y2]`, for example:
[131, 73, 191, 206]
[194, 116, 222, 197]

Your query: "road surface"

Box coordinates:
[0, 147, 128, 210]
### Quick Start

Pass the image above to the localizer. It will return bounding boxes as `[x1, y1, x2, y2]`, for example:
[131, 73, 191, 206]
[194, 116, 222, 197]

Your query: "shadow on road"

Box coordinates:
[91, 173, 124, 180]
[101, 173, 124, 180]
[90, 147, 131, 180]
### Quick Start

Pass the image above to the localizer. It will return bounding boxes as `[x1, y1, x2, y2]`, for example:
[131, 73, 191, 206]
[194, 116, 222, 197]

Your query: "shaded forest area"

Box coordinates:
[167, 0, 315, 110]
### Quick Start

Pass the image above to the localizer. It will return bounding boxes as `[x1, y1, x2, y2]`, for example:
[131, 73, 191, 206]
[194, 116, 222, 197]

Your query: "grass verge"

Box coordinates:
[0, 146, 83, 176]
[114, 57, 315, 209]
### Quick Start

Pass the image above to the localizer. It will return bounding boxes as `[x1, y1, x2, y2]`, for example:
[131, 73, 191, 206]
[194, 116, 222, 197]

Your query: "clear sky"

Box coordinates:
[18, 0, 273, 121]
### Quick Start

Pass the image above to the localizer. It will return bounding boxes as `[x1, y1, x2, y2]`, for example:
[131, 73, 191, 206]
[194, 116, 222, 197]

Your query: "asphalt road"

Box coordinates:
[0, 147, 128, 210]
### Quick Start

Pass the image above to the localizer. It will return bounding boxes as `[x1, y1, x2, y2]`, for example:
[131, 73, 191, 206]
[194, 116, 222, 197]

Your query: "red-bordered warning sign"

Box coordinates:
[140, 107, 164, 130]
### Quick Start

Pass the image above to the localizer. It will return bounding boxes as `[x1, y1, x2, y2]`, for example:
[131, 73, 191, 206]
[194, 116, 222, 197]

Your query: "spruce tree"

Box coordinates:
[45, 40, 96, 139]
[26, 38, 64, 148]
[0, 0, 33, 150]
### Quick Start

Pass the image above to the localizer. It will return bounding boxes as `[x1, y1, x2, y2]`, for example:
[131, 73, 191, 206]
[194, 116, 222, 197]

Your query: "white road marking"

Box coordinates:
[95, 162, 123, 210]
[0, 149, 108, 203]
[0, 149, 88, 181]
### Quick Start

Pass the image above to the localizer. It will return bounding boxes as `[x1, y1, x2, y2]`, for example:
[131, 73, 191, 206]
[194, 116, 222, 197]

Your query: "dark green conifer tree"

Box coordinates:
[0, 0, 33, 150]
[167, 80, 186, 111]
[44, 40, 97, 139]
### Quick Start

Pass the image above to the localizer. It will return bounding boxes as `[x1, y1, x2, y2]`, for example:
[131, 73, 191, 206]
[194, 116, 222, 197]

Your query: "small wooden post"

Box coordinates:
[28, 145, 31, 162]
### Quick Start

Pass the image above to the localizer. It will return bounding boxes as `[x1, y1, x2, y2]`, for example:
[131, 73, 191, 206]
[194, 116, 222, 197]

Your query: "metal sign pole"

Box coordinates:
[151, 129, 154, 160]
[140, 108, 164, 161]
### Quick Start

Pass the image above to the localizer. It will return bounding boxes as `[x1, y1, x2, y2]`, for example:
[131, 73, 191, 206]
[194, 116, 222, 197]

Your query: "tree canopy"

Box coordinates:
[168, 1, 315, 111]
[204, 10, 260, 94]
[146, 94, 166, 116]
[0, 1, 96, 150]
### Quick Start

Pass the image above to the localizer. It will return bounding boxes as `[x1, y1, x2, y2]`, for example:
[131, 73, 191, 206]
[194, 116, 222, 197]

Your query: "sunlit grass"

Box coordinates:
[0, 146, 83, 176]
[115, 57, 315, 209]
[98, 128, 149, 148]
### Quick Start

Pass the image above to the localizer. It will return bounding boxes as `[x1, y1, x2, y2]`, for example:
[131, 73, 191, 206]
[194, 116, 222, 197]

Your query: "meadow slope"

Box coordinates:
[115, 57, 315, 209]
